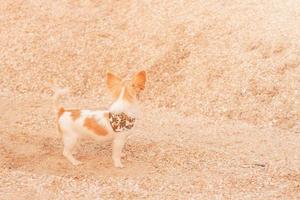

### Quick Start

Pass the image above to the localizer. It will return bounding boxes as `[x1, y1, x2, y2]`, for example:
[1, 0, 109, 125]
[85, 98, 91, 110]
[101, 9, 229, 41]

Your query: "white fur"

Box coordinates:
[109, 87, 139, 117]
[56, 87, 139, 168]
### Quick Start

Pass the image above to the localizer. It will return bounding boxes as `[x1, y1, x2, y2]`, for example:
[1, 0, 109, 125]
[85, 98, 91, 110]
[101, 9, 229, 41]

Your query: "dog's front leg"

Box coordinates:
[112, 133, 126, 168]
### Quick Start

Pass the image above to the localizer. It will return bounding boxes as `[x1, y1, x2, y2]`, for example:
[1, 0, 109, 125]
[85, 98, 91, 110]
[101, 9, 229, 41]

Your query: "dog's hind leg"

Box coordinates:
[62, 131, 81, 166]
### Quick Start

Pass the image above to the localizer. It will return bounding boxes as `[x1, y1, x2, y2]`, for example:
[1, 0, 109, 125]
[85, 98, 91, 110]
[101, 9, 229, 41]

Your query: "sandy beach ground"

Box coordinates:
[1, 0, 300, 199]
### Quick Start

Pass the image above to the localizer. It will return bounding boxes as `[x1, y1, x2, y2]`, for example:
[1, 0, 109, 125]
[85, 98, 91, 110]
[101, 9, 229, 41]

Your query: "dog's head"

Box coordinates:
[106, 71, 147, 103]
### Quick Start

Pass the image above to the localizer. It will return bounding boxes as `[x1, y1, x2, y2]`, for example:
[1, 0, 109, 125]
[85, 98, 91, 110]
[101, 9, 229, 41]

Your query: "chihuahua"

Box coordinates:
[54, 71, 146, 168]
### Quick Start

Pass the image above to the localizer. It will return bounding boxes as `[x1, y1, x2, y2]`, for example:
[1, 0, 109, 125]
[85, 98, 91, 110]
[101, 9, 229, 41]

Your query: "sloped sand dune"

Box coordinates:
[1, 0, 300, 199]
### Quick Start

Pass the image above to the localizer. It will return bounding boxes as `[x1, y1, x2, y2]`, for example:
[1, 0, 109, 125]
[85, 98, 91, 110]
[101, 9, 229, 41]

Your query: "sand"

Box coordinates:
[1, 0, 300, 199]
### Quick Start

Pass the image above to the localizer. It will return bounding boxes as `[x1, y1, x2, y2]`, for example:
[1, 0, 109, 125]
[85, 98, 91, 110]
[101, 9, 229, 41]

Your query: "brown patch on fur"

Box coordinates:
[57, 107, 65, 118]
[107, 72, 122, 92]
[84, 117, 108, 136]
[67, 110, 81, 121]
[56, 109, 80, 134]
[133, 71, 146, 92]
[57, 107, 65, 134]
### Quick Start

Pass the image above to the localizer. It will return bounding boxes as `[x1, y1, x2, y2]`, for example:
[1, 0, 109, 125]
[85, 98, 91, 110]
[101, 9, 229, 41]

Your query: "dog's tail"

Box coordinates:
[53, 87, 69, 111]
[47, 84, 69, 112]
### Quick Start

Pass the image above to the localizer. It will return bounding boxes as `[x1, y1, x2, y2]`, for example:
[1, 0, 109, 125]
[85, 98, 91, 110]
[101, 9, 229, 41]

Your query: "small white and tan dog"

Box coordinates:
[54, 71, 146, 168]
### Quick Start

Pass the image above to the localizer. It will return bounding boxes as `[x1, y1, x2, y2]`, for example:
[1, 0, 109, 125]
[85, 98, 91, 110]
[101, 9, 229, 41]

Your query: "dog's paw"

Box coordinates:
[72, 160, 82, 166]
[115, 164, 124, 168]
[114, 162, 124, 168]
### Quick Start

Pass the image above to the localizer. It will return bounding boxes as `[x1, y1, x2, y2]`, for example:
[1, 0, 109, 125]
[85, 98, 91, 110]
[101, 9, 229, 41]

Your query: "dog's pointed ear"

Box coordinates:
[132, 70, 146, 91]
[106, 72, 122, 91]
